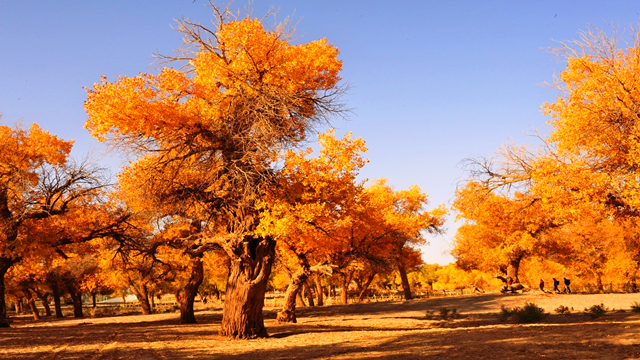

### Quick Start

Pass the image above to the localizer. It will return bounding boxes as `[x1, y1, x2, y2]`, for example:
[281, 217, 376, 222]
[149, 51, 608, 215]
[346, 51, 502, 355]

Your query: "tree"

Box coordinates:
[365, 179, 446, 300]
[540, 25, 640, 214]
[260, 129, 446, 321]
[84, 5, 344, 338]
[0, 121, 112, 327]
[452, 182, 557, 283]
[258, 130, 367, 322]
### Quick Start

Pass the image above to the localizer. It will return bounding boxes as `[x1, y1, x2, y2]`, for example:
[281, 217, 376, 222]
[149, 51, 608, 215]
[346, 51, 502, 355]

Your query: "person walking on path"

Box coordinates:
[539, 279, 545, 293]
[553, 278, 560, 293]
[563, 278, 572, 294]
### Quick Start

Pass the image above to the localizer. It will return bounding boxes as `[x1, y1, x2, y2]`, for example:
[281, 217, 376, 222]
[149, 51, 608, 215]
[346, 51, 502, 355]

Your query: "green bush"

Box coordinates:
[631, 302, 640, 313]
[554, 305, 571, 315]
[583, 303, 607, 319]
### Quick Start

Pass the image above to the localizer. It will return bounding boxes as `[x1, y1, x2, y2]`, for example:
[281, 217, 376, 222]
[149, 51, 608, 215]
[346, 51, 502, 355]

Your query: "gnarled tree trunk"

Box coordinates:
[276, 268, 307, 323]
[220, 236, 275, 338]
[179, 256, 204, 324]
[507, 252, 525, 283]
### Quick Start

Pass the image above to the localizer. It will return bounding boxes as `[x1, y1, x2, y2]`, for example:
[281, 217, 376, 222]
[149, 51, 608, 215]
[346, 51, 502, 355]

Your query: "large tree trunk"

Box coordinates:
[397, 259, 413, 300]
[276, 268, 307, 323]
[357, 273, 376, 303]
[51, 284, 64, 318]
[0, 258, 16, 327]
[179, 256, 204, 324]
[507, 253, 525, 283]
[220, 236, 275, 339]
[314, 276, 324, 306]
[66, 283, 84, 318]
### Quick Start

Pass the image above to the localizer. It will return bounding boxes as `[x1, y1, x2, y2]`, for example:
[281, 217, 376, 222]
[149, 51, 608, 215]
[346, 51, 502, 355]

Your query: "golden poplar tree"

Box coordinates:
[84, 5, 343, 338]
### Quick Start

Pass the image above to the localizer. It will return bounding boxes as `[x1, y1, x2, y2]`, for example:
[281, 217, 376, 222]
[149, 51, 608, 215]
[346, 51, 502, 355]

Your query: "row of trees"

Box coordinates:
[0, 5, 445, 338]
[452, 25, 640, 292]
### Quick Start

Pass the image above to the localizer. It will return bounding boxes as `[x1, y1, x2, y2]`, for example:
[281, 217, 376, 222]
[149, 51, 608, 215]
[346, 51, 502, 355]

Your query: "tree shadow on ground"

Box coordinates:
[5, 295, 640, 360]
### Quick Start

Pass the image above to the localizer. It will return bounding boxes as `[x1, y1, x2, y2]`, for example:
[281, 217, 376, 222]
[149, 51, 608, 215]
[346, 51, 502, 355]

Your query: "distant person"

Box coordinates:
[553, 278, 560, 293]
[564, 278, 572, 294]
[539, 279, 545, 292]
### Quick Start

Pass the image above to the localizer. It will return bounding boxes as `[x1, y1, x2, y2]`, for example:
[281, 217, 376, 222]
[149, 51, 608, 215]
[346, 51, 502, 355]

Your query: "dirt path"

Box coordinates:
[3, 292, 640, 359]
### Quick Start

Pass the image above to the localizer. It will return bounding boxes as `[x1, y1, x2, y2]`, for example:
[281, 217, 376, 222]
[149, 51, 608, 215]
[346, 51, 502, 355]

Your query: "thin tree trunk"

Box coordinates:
[128, 279, 153, 315]
[341, 270, 354, 305]
[92, 294, 97, 309]
[296, 290, 306, 307]
[25, 292, 40, 321]
[276, 268, 307, 323]
[150, 291, 156, 310]
[331, 285, 337, 303]
[596, 274, 605, 293]
[314, 276, 323, 306]
[220, 236, 275, 339]
[304, 282, 314, 307]
[180, 256, 204, 324]
[357, 273, 376, 303]
[397, 260, 413, 300]
[35, 290, 52, 317]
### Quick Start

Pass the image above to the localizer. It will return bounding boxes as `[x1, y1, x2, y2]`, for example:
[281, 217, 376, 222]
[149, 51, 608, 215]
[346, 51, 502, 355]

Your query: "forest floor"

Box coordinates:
[3, 291, 640, 359]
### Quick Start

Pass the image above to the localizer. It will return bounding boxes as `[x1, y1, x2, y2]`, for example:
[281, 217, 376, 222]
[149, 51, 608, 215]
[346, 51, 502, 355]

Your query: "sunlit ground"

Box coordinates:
[3, 292, 640, 359]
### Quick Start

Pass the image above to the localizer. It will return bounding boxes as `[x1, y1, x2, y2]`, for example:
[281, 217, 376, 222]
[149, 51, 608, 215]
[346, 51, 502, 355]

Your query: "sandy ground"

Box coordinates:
[3, 292, 640, 359]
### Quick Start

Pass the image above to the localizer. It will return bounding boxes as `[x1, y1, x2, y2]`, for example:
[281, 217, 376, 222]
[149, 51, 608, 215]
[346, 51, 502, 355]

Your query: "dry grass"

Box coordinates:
[4, 292, 640, 359]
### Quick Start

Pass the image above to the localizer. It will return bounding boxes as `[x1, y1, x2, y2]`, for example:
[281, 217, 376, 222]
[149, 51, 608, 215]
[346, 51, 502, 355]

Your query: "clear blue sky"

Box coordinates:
[2, 1, 640, 264]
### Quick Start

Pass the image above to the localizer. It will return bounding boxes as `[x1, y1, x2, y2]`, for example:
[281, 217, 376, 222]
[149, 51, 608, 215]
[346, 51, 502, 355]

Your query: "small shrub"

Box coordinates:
[450, 308, 459, 318]
[554, 305, 571, 315]
[499, 303, 546, 323]
[425, 310, 435, 319]
[583, 303, 607, 319]
[498, 305, 513, 322]
[514, 302, 546, 323]
[436, 307, 459, 319]
[439, 307, 451, 319]
[631, 302, 640, 313]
